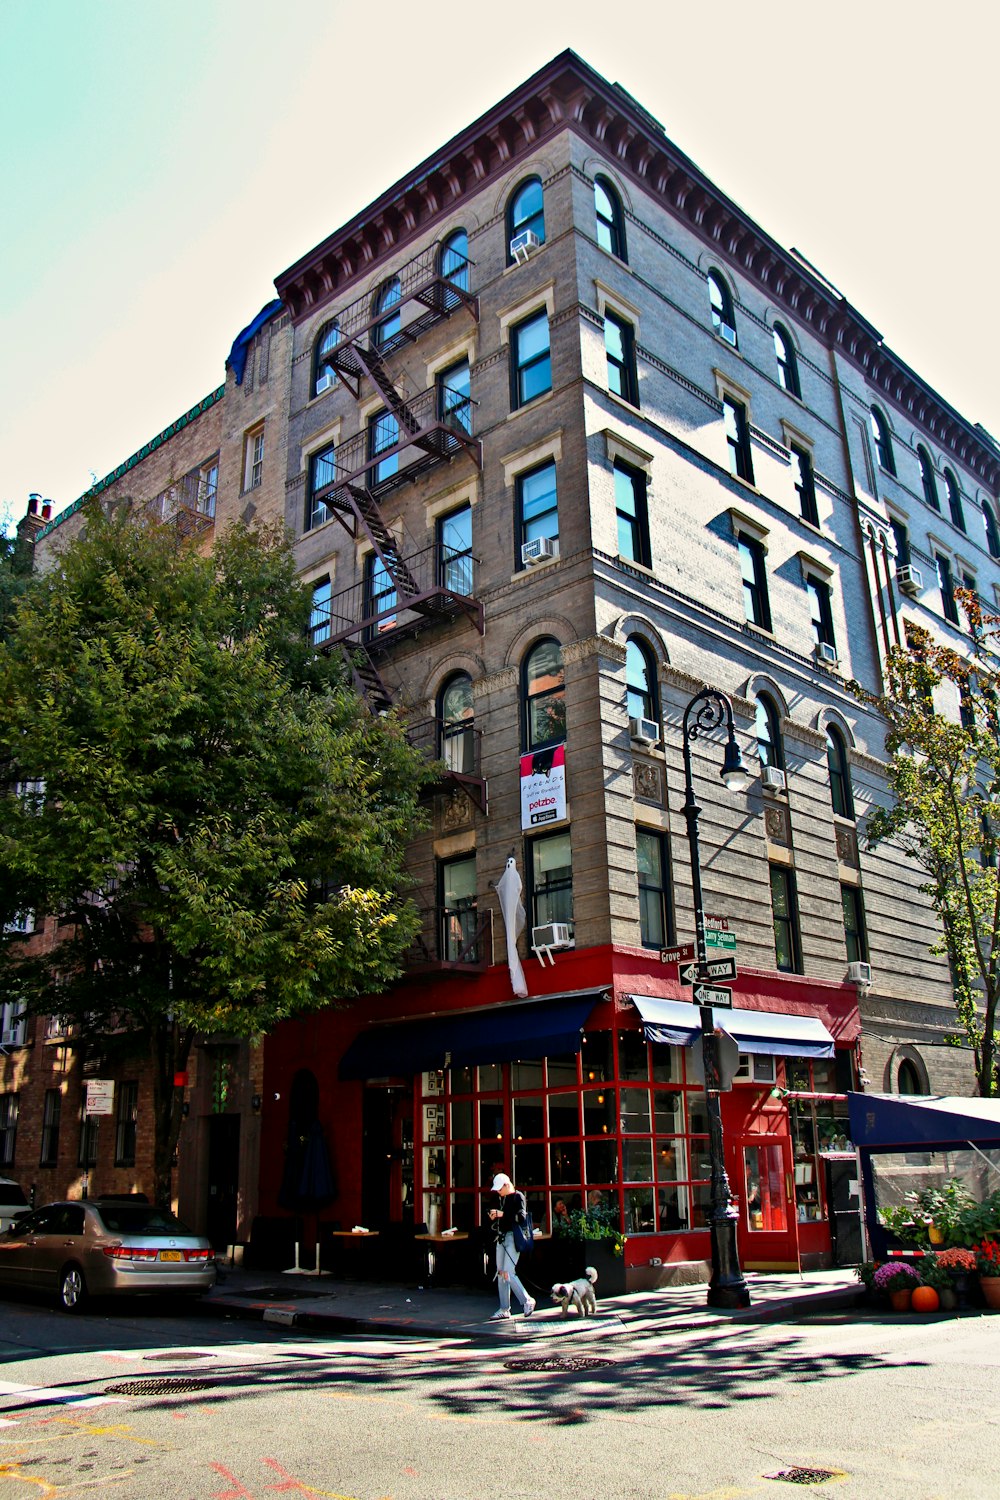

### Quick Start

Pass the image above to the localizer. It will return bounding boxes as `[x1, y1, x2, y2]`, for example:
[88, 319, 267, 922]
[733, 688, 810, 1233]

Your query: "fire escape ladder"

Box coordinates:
[345, 484, 421, 599]
[342, 644, 395, 716]
[353, 345, 438, 453]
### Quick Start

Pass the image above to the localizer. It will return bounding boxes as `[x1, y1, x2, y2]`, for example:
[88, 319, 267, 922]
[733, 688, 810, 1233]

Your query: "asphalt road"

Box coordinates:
[0, 1289, 997, 1499]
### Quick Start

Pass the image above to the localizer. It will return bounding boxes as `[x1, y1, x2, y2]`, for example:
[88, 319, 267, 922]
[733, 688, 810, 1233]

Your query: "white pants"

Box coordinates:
[496, 1232, 530, 1311]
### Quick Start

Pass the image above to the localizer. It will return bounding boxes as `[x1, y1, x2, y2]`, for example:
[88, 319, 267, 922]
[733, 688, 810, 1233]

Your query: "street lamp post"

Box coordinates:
[681, 687, 751, 1310]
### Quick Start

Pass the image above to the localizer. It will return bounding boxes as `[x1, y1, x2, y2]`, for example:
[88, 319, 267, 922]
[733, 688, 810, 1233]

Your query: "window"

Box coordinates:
[614, 462, 650, 566]
[438, 502, 473, 596]
[14, 778, 45, 814]
[243, 425, 264, 492]
[437, 358, 471, 435]
[198, 460, 219, 518]
[373, 276, 401, 350]
[439, 672, 475, 774]
[918, 446, 939, 510]
[773, 324, 800, 397]
[708, 271, 737, 347]
[738, 533, 771, 630]
[529, 830, 573, 935]
[871, 407, 895, 475]
[368, 409, 399, 487]
[309, 578, 332, 646]
[440, 855, 478, 963]
[439, 229, 470, 291]
[0, 1000, 26, 1047]
[594, 176, 627, 260]
[841, 885, 868, 965]
[755, 694, 783, 770]
[517, 461, 558, 559]
[523, 637, 566, 750]
[983, 501, 1000, 560]
[40, 1089, 61, 1166]
[363, 551, 396, 641]
[604, 311, 638, 406]
[769, 866, 802, 974]
[724, 398, 754, 484]
[115, 1081, 138, 1167]
[890, 516, 911, 569]
[826, 727, 854, 819]
[807, 576, 836, 653]
[626, 637, 658, 725]
[637, 829, 673, 949]
[897, 1059, 922, 1095]
[78, 1109, 99, 1169]
[507, 177, 545, 259]
[791, 444, 819, 527]
[510, 310, 551, 407]
[0, 1094, 17, 1166]
[313, 320, 339, 396]
[944, 469, 965, 532]
[937, 553, 960, 625]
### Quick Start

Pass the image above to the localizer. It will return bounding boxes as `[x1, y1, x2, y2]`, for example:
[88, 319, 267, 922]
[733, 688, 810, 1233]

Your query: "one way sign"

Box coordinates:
[678, 956, 738, 985]
[693, 983, 733, 1009]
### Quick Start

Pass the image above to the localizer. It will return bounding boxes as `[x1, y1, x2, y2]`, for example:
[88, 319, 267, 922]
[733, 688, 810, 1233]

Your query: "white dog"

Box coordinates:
[551, 1265, 598, 1317]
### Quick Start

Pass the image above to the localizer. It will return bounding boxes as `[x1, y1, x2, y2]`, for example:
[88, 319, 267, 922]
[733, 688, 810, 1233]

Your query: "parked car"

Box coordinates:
[0, 1198, 216, 1311]
[0, 1177, 30, 1234]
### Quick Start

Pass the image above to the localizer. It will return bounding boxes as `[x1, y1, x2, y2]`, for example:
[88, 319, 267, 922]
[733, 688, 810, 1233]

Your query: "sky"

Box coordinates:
[2, 0, 998, 526]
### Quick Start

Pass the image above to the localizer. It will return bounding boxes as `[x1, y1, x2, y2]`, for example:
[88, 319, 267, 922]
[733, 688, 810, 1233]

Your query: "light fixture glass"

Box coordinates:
[720, 737, 750, 793]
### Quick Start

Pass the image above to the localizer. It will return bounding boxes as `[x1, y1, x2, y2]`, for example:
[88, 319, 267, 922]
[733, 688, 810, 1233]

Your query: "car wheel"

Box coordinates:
[58, 1264, 87, 1313]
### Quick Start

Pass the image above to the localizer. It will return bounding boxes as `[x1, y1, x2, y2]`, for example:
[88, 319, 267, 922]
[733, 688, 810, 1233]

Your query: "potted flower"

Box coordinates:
[872, 1260, 921, 1311]
[920, 1253, 957, 1311]
[975, 1239, 1000, 1309]
[553, 1204, 628, 1294]
[935, 1245, 977, 1309]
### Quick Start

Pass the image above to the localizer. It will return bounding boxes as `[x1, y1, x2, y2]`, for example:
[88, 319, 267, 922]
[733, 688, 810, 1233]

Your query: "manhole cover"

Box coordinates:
[764, 1469, 842, 1486]
[104, 1378, 216, 1396]
[143, 1352, 215, 1362]
[503, 1355, 613, 1373]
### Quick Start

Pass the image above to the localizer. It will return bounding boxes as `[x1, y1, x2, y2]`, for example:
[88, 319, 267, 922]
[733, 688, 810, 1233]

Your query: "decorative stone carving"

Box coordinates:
[441, 790, 474, 831]
[764, 804, 791, 846]
[633, 762, 662, 804]
[836, 825, 859, 867]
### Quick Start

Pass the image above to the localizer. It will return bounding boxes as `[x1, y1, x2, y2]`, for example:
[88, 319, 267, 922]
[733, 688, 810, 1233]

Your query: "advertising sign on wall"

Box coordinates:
[520, 743, 567, 829]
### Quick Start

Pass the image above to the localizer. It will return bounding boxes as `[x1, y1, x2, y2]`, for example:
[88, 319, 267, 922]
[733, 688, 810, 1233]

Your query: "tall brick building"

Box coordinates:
[5, 52, 998, 1277]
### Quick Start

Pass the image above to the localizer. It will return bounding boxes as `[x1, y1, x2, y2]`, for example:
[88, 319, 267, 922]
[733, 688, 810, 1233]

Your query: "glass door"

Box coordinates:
[738, 1135, 800, 1270]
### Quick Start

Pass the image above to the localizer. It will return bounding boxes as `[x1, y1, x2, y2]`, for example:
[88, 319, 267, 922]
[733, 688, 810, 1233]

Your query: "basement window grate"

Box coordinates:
[503, 1355, 613, 1373]
[104, 1378, 217, 1396]
[763, 1469, 843, 1486]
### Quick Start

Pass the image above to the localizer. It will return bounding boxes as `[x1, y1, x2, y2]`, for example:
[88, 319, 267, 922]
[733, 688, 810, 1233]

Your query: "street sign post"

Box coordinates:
[693, 983, 733, 1009]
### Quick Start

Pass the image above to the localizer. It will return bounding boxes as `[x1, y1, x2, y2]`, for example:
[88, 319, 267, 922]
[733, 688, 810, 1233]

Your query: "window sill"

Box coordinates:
[604, 387, 641, 416]
[507, 389, 555, 420]
[510, 555, 562, 584]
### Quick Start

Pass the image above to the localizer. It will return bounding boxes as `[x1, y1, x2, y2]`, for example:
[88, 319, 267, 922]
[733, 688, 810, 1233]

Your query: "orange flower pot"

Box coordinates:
[889, 1288, 913, 1312]
[981, 1276, 1000, 1310]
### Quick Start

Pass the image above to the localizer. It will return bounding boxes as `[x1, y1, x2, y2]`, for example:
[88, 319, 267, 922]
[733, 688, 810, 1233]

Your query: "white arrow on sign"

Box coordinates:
[693, 983, 733, 1008]
[698, 956, 737, 982]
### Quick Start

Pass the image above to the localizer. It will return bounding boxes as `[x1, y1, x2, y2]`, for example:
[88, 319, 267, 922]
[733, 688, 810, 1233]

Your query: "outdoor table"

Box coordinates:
[414, 1231, 469, 1285]
[326, 1229, 379, 1278]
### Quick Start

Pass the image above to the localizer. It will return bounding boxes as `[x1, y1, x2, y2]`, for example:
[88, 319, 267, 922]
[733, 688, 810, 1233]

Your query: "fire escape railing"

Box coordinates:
[406, 716, 488, 814]
[403, 905, 493, 973]
[309, 545, 482, 649]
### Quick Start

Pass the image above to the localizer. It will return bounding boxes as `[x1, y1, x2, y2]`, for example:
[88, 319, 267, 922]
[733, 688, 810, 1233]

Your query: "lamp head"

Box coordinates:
[720, 737, 750, 793]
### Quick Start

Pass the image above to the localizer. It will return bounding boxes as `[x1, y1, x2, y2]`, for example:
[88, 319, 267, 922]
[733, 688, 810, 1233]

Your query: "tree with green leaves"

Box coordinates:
[849, 591, 1000, 1097]
[0, 507, 431, 1203]
[0, 519, 34, 641]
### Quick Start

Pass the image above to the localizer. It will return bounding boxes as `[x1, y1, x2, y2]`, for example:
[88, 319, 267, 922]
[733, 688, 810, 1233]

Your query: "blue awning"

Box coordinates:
[847, 1091, 1000, 1150]
[628, 994, 835, 1059]
[339, 993, 600, 1080]
[226, 299, 284, 385]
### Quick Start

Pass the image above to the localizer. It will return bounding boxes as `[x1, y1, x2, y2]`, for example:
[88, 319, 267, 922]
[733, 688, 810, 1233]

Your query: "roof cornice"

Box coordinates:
[275, 51, 999, 492]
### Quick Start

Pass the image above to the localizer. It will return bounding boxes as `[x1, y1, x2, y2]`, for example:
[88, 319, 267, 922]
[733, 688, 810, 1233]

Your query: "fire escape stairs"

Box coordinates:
[354, 346, 435, 451]
[342, 643, 395, 716]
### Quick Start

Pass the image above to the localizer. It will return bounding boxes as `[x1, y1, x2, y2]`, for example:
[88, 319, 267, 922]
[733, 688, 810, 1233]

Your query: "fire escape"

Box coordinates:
[308, 238, 489, 828]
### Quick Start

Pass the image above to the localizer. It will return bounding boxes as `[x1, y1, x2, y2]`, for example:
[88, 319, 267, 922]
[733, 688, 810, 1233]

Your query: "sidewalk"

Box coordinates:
[195, 1263, 862, 1341]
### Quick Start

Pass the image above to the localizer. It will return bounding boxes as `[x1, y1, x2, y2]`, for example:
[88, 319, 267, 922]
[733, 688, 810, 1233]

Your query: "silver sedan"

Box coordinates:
[0, 1198, 216, 1311]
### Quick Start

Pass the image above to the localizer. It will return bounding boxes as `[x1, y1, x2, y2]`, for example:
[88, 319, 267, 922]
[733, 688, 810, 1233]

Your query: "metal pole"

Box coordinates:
[681, 689, 750, 1310]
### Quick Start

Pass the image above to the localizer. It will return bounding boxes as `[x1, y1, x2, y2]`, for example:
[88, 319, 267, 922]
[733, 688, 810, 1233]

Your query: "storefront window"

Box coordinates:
[785, 1056, 853, 1225]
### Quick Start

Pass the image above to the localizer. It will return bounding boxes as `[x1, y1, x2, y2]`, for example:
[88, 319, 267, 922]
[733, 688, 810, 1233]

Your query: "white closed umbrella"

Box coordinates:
[495, 855, 528, 999]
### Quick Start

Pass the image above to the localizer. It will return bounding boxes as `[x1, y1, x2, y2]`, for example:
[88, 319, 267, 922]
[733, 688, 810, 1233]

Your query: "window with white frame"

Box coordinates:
[0, 1094, 18, 1166]
[0, 1002, 26, 1048]
[243, 425, 264, 492]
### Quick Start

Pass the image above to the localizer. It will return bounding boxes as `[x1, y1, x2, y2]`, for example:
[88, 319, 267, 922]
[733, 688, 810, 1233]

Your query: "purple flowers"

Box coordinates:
[873, 1261, 921, 1292]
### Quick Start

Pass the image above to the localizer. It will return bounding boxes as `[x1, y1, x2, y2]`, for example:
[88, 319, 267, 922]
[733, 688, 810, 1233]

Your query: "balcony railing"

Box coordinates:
[403, 906, 493, 973]
[406, 715, 487, 813]
[309, 544, 482, 647]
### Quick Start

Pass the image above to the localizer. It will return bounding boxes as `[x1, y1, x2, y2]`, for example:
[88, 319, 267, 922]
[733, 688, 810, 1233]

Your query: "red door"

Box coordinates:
[735, 1134, 800, 1271]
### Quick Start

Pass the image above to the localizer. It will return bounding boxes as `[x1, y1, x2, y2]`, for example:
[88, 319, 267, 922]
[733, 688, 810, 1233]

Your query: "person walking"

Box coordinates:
[488, 1172, 535, 1321]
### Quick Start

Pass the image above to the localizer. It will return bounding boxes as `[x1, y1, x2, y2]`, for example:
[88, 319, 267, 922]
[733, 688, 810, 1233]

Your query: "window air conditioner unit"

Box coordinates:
[896, 565, 922, 597]
[315, 373, 335, 395]
[816, 641, 838, 666]
[509, 230, 541, 264]
[521, 536, 558, 566]
[717, 322, 737, 347]
[629, 716, 660, 746]
[761, 765, 786, 794]
[532, 923, 572, 951]
[846, 961, 873, 986]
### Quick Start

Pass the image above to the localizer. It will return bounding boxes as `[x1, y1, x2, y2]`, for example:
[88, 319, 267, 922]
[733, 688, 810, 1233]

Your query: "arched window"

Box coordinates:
[826, 726, 854, 819]
[313, 320, 339, 397]
[944, 469, 965, 532]
[594, 176, 626, 261]
[918, 446, 939, 510]
[625, 637, 657, 727]
[439, 671, 474, 774]
[523, 637, 565, 750]
[439, 229, 469, 292]
[983, 500, 1000, 560]
[897, 1059, 923, 1095]
[755, 694, 783, 770]
[773, 323, 800, 398]
[707, 270, 737, 348]
[507, 177, 544, 262]
[871, 406, 895, 475]
[373, 276, 401, 350]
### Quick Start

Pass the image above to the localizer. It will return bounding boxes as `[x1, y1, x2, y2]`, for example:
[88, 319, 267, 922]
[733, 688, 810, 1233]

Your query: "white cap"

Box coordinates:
[491, 1173, 512, 1193]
